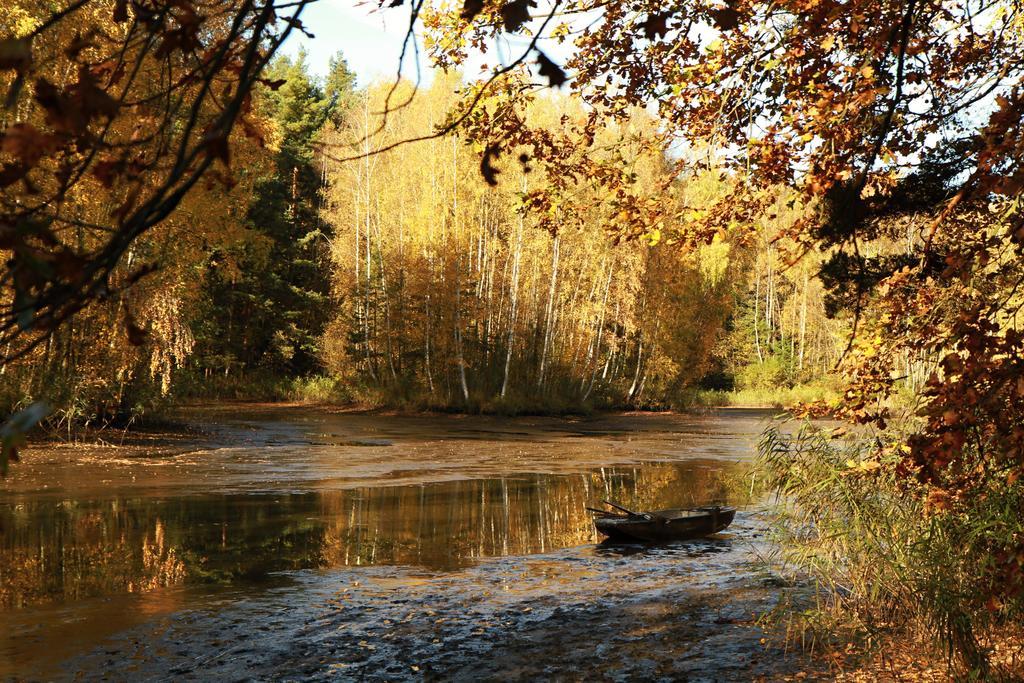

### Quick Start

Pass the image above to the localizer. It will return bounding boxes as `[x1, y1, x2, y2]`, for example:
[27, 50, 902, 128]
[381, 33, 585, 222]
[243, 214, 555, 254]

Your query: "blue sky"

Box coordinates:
[279, 1, 575, 89]
[279, 2, 420, 85]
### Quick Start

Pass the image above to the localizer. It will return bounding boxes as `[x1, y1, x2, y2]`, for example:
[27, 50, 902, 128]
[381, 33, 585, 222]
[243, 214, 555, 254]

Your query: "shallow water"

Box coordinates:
[0, 406, 808, 680]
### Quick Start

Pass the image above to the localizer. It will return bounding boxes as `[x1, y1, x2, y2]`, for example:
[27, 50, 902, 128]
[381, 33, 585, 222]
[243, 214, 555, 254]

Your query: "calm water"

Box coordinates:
[0, 406, 781, 679]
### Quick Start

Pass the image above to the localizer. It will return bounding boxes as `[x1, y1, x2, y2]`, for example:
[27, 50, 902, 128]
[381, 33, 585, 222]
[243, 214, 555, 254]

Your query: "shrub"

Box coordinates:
[737, 357, 790, 391]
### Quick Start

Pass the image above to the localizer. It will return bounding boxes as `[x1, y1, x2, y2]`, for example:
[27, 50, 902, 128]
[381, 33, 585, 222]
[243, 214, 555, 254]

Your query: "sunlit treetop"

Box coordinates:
[401, 0, 1024, 246]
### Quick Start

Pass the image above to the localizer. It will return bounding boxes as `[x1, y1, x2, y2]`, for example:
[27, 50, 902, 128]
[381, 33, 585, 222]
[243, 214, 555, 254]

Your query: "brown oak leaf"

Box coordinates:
[461, 0, 485, 21]
[643, 12, 671, 40]
[500, 0, 535, 32]
[536, 50, 567, 87]
[711, 7, 742, 31]
[481, 144, 501, 186]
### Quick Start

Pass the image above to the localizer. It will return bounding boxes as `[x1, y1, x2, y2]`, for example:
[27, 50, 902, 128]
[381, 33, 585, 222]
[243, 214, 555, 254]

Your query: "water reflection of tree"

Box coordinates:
[315, 460, 753, 569]
[0, 461, 754, 609]
[0, 496, 327, 609]
[0, 502, 185, 609]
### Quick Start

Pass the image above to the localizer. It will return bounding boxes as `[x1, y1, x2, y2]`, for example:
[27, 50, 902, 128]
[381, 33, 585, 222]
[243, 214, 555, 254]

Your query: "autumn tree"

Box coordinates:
[0, 0, 319, 360]
[0, 0, 293, 428]
[321, 78, 744, 409]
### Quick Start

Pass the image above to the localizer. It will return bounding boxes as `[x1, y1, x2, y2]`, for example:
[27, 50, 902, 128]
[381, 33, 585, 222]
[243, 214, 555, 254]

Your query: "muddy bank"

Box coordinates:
[48, 512, 820, 682]
[1, 405, 823, 680]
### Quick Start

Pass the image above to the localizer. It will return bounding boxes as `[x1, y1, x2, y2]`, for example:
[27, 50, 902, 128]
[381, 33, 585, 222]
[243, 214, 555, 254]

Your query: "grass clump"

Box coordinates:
[759, 423, 1024, 679]
[173, 370, 351, 404]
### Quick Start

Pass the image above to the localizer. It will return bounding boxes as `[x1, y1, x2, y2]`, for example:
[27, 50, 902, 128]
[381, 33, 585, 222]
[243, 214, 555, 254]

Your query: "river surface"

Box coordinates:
[0, 405, 817, 681]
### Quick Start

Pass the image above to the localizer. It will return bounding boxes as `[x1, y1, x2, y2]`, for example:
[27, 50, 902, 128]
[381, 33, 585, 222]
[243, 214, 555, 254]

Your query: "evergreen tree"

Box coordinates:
[195, 50, 357, 376]
[324, 52, 358, 126]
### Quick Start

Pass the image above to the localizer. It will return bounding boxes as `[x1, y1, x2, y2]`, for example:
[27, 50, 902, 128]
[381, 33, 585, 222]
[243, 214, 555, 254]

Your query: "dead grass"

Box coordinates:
[770, 623, 1024, 681]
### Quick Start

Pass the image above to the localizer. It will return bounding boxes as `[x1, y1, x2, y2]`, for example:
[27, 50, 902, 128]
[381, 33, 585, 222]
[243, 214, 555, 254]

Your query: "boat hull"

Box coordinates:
[594, 507, 736, 542]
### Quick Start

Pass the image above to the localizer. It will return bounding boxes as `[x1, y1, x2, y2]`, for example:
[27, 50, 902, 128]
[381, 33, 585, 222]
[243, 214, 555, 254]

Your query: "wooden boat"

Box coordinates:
[590, 500, 736, 542]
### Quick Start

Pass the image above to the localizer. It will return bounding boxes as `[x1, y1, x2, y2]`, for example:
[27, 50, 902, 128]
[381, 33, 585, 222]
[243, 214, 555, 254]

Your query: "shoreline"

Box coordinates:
[25, 401, 782, 448]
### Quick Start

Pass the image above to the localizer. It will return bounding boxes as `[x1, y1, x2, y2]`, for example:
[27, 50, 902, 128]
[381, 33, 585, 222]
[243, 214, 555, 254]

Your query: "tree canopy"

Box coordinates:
[0, 0, 315, 363]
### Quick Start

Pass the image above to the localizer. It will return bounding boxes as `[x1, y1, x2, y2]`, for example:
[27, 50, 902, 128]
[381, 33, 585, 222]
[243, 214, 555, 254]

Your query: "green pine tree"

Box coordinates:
[195, 50, 357, 377]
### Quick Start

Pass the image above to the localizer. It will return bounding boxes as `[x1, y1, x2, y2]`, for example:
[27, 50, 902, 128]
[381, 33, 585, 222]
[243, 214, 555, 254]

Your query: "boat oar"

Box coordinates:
[601, 500, 653, 520]
[586, 506, 626, 517]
